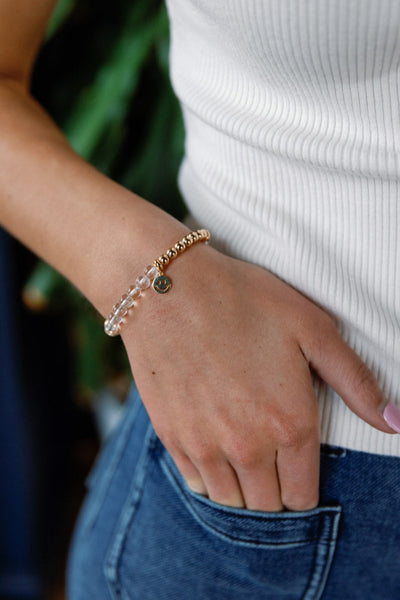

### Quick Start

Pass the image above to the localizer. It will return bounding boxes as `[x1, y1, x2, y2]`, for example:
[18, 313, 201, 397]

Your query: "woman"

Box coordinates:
[1, 1, 400, 598]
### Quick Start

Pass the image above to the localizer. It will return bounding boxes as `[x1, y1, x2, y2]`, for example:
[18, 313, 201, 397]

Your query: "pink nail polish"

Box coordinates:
[382, 402, 400, 433]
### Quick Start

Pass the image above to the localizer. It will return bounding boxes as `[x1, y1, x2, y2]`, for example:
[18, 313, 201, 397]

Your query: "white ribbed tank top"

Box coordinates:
[165, 0, 400, 456]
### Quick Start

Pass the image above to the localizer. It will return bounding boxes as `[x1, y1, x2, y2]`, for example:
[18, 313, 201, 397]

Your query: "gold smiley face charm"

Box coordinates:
[153, 275, 172, 294]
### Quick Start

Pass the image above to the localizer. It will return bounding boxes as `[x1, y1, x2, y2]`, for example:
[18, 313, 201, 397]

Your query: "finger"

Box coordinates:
[192, 456, 246, 508]
[305, 318, 395, 434]
[233, 456, 284, 512]
[170, 450, 208, 496]
[277, 430, 320, 511]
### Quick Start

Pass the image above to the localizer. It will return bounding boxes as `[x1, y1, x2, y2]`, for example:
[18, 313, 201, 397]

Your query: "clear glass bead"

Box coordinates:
[136, 274, 150, 290]
[116, 306, 127, 318]
[127, 286, 141, 300]
[121, 295, 134, 309]
[112, 301, 120, 312]
[144, 265, 159, 279]
[104, 318, 120, 336]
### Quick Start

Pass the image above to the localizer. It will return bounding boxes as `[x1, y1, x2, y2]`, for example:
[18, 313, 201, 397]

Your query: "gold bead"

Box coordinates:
[167, 247, 178, 259]
[153, 259, 163, 271]
[159, 254, 170, 266]
[190, 231, 199, 242]
[183, 235, 194, 247]
[175, 240, 186, 253]
[199, 229, 210, 241]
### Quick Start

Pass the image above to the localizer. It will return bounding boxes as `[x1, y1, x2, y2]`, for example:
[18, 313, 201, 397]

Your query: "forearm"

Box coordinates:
[0, 78, 188, 316]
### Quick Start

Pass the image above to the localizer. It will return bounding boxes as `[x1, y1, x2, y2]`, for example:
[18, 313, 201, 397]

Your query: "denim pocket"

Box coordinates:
[105, 424, 342, 600]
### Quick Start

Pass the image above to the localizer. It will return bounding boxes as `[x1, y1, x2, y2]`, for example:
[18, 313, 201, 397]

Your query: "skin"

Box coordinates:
[0, 0, 396, 513]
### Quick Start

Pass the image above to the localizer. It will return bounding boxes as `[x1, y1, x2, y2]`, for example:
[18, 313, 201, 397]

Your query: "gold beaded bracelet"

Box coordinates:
[104, 229, 211, 337]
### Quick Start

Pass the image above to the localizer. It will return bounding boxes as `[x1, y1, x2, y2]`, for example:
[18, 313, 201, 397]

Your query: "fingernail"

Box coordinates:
[382, 401, 400, 433]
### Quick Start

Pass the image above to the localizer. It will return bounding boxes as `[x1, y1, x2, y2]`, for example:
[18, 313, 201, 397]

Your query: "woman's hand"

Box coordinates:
[0, 0, 395, 515]
[121, 242, 395, 512]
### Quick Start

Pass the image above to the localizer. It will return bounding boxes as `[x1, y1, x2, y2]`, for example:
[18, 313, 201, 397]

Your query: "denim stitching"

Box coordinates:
[302, 510, 342, 600]
[81, 385, 142, 534]
[104, 423, 158, 600]
[159, 447, 341, 550]
[160, 441, 339, 520]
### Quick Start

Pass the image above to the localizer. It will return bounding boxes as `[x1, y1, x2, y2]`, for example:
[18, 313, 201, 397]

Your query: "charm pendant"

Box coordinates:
[153, 274, 172, 294]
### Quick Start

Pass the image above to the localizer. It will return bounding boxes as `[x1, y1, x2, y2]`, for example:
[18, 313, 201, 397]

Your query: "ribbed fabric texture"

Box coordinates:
[165, 0, 400, 456]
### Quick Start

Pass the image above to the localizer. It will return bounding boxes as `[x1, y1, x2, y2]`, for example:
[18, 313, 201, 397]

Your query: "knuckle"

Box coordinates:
[279, 427, 303, 449]
[267, 402, 319, 450]
[225, 437, 261, 469]
[304, 307, 336, 334]
[190, 442, 215, 466]
[232, 452, 260, 469]
[277, 418, 317, 449]
[304, 311, 338, 359]
[351, 361, 377, 397]
[318, 310, 337, 332]
[311, 309, 337, 335]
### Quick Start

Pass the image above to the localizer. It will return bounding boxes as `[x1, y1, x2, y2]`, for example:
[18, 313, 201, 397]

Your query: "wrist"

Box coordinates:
[86, 201, 192, 318]
[103, 228, 211, 338]
[116, 229, 216, 346]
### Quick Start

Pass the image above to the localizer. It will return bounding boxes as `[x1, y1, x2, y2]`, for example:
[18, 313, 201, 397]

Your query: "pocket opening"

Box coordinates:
[159, 441, 342, 548]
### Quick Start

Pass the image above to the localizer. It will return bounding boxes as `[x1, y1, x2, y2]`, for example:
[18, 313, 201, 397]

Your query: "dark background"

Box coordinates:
[0, 1, 185, 598]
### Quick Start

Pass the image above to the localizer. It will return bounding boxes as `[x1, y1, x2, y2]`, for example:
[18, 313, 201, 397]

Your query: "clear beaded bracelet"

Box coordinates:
[104, 229, 211, 337]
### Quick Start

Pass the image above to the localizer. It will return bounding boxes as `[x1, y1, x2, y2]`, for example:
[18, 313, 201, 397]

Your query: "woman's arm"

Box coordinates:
[0, 0, 188, 316]
[1, 0, 396, 512]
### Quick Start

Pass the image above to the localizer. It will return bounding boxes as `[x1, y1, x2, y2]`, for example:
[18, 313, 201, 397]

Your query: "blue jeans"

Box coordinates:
[66, 384, 400, 599]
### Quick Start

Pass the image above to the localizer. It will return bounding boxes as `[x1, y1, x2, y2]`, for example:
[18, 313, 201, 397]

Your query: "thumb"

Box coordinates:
[304, 319, 398, 435]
